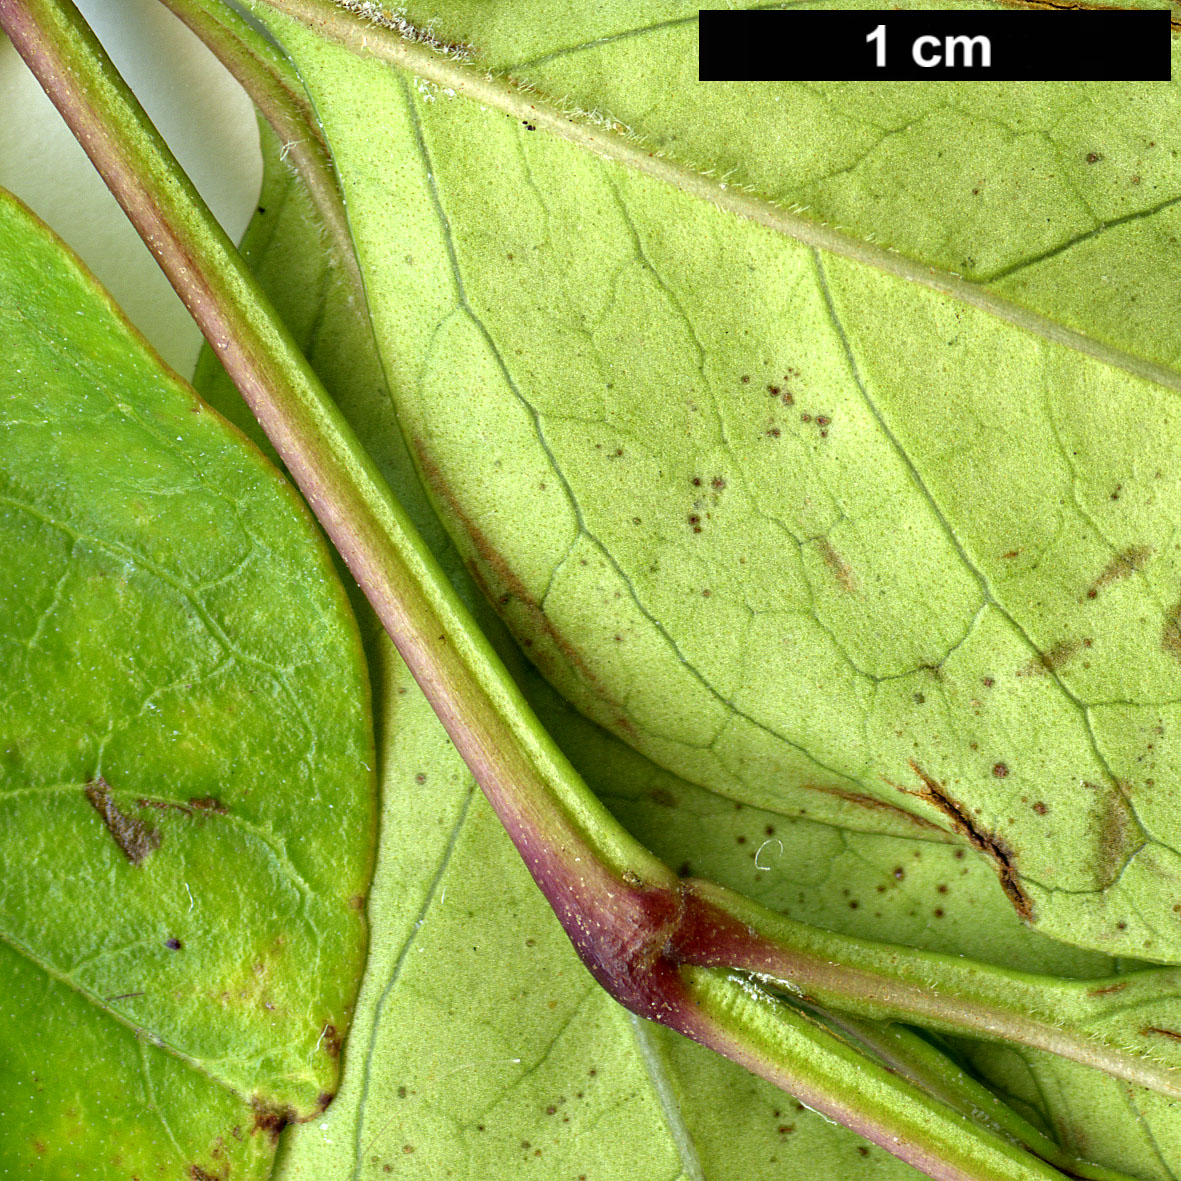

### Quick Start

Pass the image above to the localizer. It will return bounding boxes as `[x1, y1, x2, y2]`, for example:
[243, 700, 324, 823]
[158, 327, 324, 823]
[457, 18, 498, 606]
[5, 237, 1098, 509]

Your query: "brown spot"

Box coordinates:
[1086, 152, 1102, 163]
[85, 779, 161, 865]
[1092, 783, 1138, 886]
[1088, 982, 1128, 996]
[741, 375, 750, 383]
[905, 762, 1033, 920]
[648, 788, 677, 808]
[1144, 1026, 1181, 1042]
[188, 796, 228, 814]
[251, 1101, 293, 1143]
[1001, 550, 1020, 559]
[317, 1093, 334, 1112]
[816, 538, 856, 594]
[1164, 598, 1181, 663]
[349, 895, 365, 911]
[189, 1168, 221, 1181]
[1088, 546, 1152, 600]
[1039, 639, 1079, 672]
[165, 938, 183, 951]
[992, 763, 1009, 778]
[1032, 802, 1047, 815]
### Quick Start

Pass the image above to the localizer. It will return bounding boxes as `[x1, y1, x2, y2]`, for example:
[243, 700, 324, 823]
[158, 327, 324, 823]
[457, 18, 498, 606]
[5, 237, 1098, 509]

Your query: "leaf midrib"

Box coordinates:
[268, 0, 1181, 398]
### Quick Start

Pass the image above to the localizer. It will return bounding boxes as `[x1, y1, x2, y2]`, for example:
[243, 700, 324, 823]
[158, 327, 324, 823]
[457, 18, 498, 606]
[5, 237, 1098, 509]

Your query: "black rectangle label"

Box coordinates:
[698, 10, 1171, 81]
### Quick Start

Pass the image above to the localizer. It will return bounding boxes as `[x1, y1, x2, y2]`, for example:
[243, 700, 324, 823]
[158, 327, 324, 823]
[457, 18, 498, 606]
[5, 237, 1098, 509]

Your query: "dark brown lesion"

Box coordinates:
[905, 762, 1034, 921]
[807, 782, 949, 837]
[250, 1099, 294, 1142]
[137, 797, 192, 815]
[1143, 1026, 1181, 1043]
[1086, 545, 1152, 601]
[1088, 982, 1128, 997]
[412, 439, 605, 689]
[1163, 598, 1181, 664]
[84, 778, 161, 865]
[189, 796, 229, 813]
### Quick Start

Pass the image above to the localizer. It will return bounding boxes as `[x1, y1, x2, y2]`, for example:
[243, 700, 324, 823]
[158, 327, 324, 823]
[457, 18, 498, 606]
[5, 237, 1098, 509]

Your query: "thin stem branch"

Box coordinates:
[154, 0, 364, 294]
[676, 877, 1181, 1099]
[819, 1018, 1135, 1181]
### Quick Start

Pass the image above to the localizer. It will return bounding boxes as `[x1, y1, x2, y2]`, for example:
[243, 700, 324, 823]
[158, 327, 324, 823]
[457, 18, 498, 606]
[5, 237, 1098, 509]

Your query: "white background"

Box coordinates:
[0, 0, 262, 375]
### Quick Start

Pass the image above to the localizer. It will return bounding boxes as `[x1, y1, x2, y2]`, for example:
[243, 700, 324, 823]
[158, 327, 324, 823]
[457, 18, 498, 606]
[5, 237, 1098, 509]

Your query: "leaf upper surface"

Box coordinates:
[0, 187, 375, 1177]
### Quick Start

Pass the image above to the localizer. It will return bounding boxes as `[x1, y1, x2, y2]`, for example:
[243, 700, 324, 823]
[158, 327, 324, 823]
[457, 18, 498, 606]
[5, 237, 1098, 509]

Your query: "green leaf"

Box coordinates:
[253, 3, 1181, 968]
[198, 125, 939, 1181]
[199, 113, 1160, 1180]
[0, 186, 375, 1178]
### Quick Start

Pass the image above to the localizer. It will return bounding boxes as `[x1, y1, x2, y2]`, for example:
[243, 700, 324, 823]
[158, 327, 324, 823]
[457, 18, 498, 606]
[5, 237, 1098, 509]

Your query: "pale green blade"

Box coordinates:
[193, 117, 1161, 1181]
[251, 3, 1181, 966]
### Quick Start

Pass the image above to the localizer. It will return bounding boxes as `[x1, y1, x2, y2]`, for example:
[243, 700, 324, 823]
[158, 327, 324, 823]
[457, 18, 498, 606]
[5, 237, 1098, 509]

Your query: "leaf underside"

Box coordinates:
[258, 3, 1181, 965]
[206, 6, 1181, 1164]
